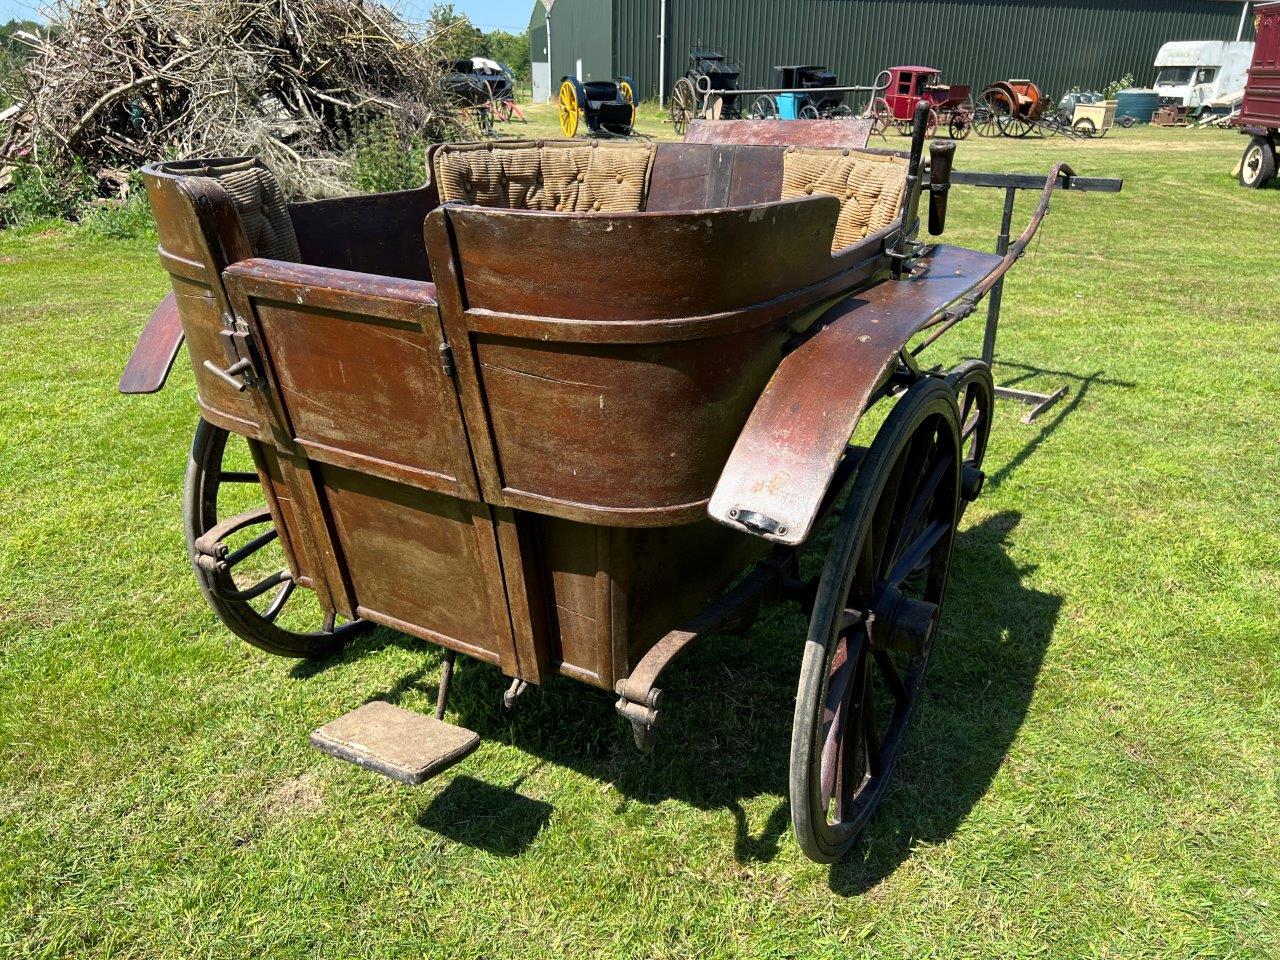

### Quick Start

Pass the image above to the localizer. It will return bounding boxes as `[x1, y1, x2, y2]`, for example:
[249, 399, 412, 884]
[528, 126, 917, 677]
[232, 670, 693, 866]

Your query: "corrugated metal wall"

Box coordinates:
[544, 0, 614, 87]
[606, 0, 1256, 101]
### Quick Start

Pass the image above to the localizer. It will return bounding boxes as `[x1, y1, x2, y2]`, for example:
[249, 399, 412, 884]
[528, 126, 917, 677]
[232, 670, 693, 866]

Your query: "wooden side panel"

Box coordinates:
[532, 516, 611, 687]
[318, 464, 515, 670]
[473, 327, 786, 516]
[683, 117, 874, 149]
[622, 521, 764, 671]
[224, 266, 477, 500]
[289, 186, 436, 281]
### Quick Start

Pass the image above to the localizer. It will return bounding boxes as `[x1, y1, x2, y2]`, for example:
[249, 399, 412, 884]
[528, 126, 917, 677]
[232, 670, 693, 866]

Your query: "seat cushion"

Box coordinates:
[162, 158, 300, 262]
[781, 148, 908, 251]
[433, 140, 655, 213]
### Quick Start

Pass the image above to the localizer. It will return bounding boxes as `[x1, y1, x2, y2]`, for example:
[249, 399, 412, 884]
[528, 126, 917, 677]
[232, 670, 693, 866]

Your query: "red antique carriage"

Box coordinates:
[871, 65, 973, 139]
[121, 106, 1109, 862]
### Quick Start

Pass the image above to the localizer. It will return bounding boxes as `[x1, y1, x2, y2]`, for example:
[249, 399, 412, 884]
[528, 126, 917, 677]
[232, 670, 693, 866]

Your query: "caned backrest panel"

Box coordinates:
[432, 140, 655, 213]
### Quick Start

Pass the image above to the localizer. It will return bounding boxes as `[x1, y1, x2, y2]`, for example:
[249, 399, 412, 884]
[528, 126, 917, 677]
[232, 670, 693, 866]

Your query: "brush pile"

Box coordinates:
[1, 0, 464, 197]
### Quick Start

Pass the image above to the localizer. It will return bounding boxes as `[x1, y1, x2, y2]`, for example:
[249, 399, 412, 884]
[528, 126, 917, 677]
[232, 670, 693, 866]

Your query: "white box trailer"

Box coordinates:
[1153, 40, 1254, 111]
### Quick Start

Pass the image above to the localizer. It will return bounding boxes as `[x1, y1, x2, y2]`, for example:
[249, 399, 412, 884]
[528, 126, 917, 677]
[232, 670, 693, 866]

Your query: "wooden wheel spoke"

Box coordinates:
[222, 525, 279, 568]
[835, 648, 869, 818]
[263, 577, 296, 622]
[882, 448, 951, 580]
[885, 519, 950, 588]
[860, 665, 882, 779]
[872, 649, 909, 704]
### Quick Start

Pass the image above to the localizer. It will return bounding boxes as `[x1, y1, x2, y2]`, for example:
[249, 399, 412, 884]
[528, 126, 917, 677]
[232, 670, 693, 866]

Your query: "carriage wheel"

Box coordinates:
[558, 79, 581, 138]
[790, 378, 962, 862]
[799, 103, 821, 120]
[868, 97, 892, 138]
[186, 419, 371, 658]
[972, 106, 997, 138]
[944, 361, 994, 515]
[669, 77, 696, 135]
[750, 95, 777, 120]
[1040, 113, 1061, 138]
[618, 79, 637, 126]
[947, 110, 972, 140]
[493, 99, 514, 123]
[1239, 137, 1277, 188]
[1073, 117, 1096, 139]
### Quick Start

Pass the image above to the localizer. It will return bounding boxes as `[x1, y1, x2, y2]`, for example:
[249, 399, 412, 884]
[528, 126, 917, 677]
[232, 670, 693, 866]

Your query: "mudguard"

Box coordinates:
[708, 244, 1003, 546]
[118, 292, 184, 394]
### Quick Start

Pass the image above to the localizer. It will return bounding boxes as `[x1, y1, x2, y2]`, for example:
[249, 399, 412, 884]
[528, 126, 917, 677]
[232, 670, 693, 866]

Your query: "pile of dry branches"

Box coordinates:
[1, 0, 463, 197]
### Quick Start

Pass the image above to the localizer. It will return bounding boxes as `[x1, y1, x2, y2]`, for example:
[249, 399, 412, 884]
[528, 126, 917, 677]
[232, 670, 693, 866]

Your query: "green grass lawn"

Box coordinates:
[1, 119, 1278, 958]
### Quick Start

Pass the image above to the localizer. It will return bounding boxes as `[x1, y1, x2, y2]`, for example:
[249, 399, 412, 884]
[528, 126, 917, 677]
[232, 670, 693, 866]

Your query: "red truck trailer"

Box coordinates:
[1234, 2, 1280, 187]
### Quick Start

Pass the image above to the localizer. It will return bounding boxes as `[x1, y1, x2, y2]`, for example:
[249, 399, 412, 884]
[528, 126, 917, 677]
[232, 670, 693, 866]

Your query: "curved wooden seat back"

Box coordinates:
[143, 157, 301, 440]
[426, 190, 891, 527]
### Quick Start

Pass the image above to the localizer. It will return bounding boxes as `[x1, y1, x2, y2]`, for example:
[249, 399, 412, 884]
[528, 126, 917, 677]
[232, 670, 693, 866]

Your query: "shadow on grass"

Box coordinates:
[827, 508, 1060, 894]
[320, 510, 1058, 881]
[416, 774, 554, 857]
[987, 361, 1134, 489]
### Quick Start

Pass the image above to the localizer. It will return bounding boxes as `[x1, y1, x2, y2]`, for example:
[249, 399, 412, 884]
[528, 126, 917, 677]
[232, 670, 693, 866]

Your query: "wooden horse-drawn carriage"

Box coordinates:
[121, 105, 1101, 862]
[871, 65, 974, 139]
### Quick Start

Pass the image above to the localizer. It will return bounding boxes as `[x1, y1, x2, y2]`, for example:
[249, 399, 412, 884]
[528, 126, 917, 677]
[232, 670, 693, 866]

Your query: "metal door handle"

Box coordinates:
[202, 358, 254, 392]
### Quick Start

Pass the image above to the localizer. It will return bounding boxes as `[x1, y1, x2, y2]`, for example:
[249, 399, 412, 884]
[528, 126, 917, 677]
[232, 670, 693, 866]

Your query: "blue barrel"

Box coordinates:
[1116, 88, 1159, 123]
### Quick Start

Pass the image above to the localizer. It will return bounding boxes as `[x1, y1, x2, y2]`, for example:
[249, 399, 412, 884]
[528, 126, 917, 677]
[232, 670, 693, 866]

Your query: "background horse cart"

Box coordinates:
[871, 65, 974, 139]
[119, 105, 1117, 863]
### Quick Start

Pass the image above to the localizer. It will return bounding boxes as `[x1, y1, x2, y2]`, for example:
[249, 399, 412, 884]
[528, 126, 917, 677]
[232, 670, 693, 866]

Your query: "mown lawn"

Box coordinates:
[1, 116, 1278, 959]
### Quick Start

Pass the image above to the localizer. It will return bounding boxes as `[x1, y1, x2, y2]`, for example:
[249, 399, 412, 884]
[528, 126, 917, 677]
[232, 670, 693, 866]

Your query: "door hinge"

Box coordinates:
[439, 342, 456, 378]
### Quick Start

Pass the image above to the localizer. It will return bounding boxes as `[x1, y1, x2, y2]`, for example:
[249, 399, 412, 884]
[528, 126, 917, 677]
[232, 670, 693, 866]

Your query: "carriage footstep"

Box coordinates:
[310, 700, 479, 785]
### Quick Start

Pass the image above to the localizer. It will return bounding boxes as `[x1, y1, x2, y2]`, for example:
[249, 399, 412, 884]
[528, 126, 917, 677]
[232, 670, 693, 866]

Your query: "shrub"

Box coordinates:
[0, 161, 94, 228]
[351, 117, 426, 194]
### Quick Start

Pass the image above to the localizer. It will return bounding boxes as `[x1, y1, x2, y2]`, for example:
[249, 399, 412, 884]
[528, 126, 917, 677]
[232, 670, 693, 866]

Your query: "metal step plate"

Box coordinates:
[310, 700, 479, 785]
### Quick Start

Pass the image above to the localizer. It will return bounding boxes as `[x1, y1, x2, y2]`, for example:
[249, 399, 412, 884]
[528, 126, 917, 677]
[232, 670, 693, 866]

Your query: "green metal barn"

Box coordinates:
[528, 0, 1257, 103]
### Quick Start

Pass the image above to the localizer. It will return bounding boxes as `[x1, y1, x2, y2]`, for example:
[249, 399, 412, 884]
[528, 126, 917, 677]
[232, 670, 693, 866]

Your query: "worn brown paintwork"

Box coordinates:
[707, 244, 1003, 546]
[128, 135, 1052, 698]
[684, 117, 873, 149]
[119, 292, 183, 394]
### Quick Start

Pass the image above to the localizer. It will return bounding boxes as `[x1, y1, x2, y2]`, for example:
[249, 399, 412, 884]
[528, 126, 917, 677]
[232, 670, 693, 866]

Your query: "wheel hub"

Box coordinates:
[870, 583, 939, 655]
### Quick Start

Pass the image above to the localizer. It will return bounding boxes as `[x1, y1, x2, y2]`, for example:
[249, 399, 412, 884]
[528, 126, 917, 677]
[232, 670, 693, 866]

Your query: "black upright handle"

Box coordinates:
[928, 139, 956, 235]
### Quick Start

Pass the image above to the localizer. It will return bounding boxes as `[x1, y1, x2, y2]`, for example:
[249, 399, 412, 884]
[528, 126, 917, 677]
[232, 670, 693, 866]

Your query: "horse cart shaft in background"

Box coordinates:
[121, 105, 1118, 863]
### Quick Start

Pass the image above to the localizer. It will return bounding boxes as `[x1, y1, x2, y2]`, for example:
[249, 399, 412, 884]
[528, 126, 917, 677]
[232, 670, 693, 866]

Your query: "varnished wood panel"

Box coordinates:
[318, 464, 514, 669]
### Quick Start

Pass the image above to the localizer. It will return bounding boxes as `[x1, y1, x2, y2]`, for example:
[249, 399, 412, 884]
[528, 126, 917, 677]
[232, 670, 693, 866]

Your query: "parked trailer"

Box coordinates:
[1232, 2, 1280, 188]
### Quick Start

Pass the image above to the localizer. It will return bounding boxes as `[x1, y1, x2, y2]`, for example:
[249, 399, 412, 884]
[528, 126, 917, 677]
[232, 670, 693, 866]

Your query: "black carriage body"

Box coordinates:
[440, 58, 513, 107]
[774, 65, 845, 116]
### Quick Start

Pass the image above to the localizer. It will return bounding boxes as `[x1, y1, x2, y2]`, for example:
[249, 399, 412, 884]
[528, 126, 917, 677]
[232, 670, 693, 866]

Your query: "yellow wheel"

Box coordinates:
[558, 80, 580, 138]
[619, 79, 636, 124]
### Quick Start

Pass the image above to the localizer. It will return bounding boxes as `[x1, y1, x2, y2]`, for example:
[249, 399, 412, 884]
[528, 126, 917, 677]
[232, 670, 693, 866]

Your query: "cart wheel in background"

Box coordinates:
[944, 360, 994, 515]
[1040, 113, 1060, 137]
[789, 378, 962, 863]
[1073, 117, 1096, 138]
[494, 99, 514, 122]
[834, 103, 853, 117]
[868, 97, 892, 137]
[186, 419, 370, 658]
[1239, 137, 1277, 188]
[1117, 115, 1136, 129]
[618, 78, 637, 126]
[669, 77, 696, 135]
[750, 95, 777, 119]
[557, 79, 582, 137]
[948, 110, 972, 140]
[972, 106, 997, 138]
[800, 103, 821, 120]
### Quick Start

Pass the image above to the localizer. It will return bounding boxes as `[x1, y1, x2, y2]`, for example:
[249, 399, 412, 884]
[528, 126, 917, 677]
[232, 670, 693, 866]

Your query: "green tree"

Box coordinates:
[427, 3, 485, 62]
[486, 30, 529, 81]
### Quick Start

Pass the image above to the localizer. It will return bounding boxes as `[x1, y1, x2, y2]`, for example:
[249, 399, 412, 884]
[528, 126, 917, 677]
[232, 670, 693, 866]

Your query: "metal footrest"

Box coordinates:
[310, 700, 479, 785]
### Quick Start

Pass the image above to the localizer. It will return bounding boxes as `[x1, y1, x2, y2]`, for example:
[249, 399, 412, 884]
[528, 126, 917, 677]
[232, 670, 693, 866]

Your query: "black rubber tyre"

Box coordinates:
[185, 419, 370, 658]
[1239, 137, 1276, 189]
[790, 378, 962, 862]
